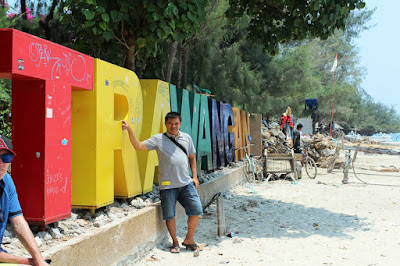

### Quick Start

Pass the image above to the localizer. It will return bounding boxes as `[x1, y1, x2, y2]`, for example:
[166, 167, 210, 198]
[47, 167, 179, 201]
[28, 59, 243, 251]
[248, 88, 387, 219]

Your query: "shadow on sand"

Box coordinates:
[174, 188, 369, 245]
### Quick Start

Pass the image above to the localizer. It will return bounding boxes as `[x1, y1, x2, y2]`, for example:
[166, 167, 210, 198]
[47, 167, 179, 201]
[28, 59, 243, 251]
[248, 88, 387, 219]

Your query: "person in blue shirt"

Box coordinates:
[0, 135, 49, 265]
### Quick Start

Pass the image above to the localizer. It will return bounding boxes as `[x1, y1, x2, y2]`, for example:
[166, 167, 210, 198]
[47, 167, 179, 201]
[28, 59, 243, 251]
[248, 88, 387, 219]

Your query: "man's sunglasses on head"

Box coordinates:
[1, 154, 14, 163]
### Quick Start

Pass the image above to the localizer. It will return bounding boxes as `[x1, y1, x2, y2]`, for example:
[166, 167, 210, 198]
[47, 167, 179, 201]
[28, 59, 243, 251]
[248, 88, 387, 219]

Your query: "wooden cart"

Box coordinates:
[263, 149, 301, 181]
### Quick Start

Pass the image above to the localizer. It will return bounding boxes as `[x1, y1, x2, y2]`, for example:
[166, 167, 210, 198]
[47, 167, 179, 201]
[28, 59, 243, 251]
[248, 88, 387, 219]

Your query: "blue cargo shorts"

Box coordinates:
[159, 182, 203, 221]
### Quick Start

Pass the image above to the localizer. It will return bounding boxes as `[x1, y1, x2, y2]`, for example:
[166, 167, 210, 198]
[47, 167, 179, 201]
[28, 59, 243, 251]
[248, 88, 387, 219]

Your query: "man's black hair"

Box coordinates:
[297, 123, 303, 129]
[165, 112, 182, 122]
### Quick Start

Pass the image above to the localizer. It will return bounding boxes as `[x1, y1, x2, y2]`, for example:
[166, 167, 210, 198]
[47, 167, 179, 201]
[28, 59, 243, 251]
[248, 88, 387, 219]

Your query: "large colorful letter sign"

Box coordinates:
[169, 86, 212, 170]
[71, 59, 143, 209]
[169, 85, 192, 135]
[0, 29, 261, 225]
[221, 103, 235, 163]
[189, 92, 201, 151]
[209, 99, 225, 168]
[138, 80, 171, 192]
[232, 107, 244, 161]
[240, 110, 251, 156]
[0, 29, 93, 224]
[195, 95, 212, 170]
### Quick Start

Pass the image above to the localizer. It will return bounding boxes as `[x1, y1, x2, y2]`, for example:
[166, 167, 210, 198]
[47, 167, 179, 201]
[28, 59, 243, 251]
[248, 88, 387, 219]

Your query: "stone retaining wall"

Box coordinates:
[43, 167, 245, 265]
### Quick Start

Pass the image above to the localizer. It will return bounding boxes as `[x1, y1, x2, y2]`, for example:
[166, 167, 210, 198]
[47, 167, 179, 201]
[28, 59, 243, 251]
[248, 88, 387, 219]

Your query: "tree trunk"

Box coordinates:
[165, 41, 178, 83]
[39, 0, 59, 40]
[177, 41, 183, 88]
[311, 111, 319, 134]
[182, 45, 189, 89]
[137, 63, 146, 79]
[124, 44, 136, 72]
[20, 0, 27, 20]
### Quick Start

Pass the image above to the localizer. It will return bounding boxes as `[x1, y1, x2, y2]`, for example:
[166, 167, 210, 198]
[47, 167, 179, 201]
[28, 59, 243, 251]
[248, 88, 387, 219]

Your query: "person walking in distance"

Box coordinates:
[293, 123, 303, 154]
[122, 112, 203, 253]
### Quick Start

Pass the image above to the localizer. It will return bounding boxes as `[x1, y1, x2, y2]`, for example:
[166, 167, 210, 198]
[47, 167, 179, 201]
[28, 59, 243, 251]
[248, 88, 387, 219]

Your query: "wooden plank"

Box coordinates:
[217, 196, 226, 237]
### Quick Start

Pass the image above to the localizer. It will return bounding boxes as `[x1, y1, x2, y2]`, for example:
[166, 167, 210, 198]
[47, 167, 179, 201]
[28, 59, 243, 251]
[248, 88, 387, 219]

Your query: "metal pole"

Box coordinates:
[329, 68, 337, 137]
[342, 150, 350, 184]
[329, 96, 335, 137]
[217, 196, 226, 237]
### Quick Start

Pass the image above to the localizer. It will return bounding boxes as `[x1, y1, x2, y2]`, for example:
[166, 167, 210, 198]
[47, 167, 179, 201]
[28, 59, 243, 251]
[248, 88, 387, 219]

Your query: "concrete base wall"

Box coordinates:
[44, 167, 244, 265]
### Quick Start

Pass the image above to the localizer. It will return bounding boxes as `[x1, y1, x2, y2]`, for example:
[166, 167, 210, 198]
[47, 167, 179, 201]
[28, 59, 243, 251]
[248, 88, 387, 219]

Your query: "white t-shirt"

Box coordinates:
[144, 131, 195, 190]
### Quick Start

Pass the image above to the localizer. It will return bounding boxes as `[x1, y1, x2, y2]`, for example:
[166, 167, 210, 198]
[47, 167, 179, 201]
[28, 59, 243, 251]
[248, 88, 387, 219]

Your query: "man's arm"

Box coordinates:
[10, 215, 49, 266]
[122, 120, 148, 150]
[188, 153, 199, 189]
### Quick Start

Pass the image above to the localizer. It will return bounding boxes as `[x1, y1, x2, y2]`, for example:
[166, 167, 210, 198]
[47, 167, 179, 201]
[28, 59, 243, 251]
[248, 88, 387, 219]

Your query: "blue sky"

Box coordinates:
[356, 0, 400, 115]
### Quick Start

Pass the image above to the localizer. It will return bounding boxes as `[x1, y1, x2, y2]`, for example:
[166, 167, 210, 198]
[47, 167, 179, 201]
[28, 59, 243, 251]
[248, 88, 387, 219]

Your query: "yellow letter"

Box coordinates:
[138, 80, 171, 193]
[71, 59, 143, 209]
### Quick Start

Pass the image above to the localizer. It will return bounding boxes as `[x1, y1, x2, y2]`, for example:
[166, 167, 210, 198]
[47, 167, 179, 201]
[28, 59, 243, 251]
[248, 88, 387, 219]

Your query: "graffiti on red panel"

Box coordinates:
[29, 42, 91, 83]
[45, 172, 68, 196]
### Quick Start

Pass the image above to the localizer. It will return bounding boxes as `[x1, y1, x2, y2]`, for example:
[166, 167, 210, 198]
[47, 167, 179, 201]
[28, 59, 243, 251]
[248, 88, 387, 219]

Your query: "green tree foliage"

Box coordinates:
[226, 0, 366, 55]
[61, 0, 208, 71]
[0, 79, 11, 138]
[0, 3, 14, 138]
[0, 1, 17, 28]
[1, 1, 399, 134]
[1, 0, 74, 52]
[184, 3, 268, 114]
[186, 6, 400, 134]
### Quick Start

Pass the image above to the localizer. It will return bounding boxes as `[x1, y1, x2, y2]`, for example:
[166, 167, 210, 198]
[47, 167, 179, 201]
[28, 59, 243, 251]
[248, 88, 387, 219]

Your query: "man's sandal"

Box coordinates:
[182, 242, 202, 251]
[169, 245, 180, 253]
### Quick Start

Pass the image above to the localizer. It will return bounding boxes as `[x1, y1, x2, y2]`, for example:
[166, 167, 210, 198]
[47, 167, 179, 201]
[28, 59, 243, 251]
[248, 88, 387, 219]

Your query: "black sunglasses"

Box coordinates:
[1, 154, 14, 163]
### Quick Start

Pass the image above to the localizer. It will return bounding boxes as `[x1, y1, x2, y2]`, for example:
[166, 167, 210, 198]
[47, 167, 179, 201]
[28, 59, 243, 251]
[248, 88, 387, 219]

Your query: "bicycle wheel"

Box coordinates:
[305, 157, 317, 179]
[243, 160, 255, 182]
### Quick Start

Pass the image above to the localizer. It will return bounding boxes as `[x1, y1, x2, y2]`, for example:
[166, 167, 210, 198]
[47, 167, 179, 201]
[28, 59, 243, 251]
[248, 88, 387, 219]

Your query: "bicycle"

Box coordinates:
[236, 144, 264, 183]
[300, 142, 317, 179]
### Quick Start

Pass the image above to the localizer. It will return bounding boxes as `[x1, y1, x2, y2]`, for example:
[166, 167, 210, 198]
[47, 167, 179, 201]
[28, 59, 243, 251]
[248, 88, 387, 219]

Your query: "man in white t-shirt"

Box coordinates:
[122, 112, 202, 253]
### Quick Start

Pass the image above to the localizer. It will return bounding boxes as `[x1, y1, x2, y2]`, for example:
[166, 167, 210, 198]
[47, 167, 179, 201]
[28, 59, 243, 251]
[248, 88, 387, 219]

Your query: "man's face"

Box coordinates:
[165, 117, 181, 136]
[0, 150, 10, 180]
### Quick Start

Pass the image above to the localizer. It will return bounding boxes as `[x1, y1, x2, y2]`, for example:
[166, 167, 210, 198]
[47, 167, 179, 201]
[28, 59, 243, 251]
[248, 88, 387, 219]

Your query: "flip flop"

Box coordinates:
[182, 242, 202, 251]
[169, 245, 180, 253]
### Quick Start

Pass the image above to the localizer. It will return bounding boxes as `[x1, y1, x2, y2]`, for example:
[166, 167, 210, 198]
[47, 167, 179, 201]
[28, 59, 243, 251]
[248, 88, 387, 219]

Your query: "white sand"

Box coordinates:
[136, 152, 400, 265]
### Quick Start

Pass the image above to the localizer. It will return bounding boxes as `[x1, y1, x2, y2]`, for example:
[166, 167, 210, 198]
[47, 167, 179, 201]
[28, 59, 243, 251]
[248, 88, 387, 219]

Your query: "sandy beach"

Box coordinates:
[135, 152, 400, 265]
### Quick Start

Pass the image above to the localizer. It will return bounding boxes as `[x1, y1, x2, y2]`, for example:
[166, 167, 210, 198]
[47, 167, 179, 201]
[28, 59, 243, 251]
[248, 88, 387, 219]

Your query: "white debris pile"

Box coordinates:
[303, 133, 338, 167]
[262, 121, 340, 168]
[261, 122, 291, 152]
[198, 162, 238, 184]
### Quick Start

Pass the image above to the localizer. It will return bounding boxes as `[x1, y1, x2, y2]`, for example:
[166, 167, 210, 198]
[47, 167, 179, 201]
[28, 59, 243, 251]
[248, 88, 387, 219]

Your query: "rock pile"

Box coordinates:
[261, 122, 291, 152]
[261, 121, 339, 168]
[302, 133, 339, 168]
[198, 162, 238, 184]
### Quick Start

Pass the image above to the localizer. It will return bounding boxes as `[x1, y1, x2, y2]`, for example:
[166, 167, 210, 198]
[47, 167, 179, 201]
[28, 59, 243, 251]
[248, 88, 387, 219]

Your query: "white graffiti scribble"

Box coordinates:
[29, 42, 91, 83]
